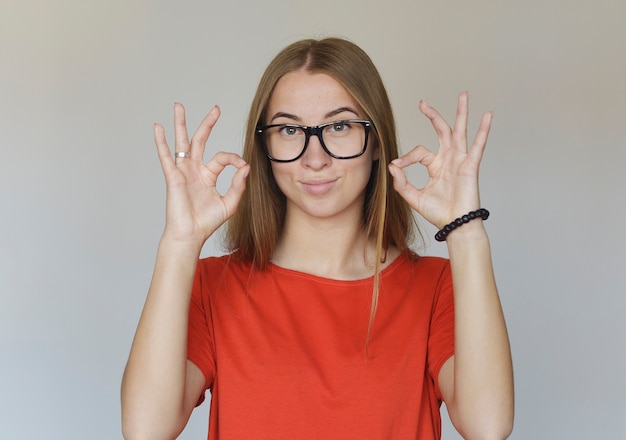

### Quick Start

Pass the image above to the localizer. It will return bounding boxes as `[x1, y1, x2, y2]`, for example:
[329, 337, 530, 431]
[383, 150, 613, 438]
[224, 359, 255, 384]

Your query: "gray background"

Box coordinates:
[1, 0, 625, 438]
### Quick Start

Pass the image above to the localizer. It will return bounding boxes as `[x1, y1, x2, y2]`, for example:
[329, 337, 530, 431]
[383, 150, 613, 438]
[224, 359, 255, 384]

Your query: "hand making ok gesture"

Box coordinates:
[388, 92, 493, 231]
[154, 103, 250, 244]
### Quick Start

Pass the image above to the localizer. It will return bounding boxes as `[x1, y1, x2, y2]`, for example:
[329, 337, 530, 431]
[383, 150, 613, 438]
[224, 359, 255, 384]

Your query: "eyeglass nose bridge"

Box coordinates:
[301, 125, 329, 155]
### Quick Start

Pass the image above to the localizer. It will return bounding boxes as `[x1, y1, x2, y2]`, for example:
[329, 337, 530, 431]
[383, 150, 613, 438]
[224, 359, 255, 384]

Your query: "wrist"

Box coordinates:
[435, 208, 490, 242]
[158, 233, 205, 258]
[444, 220, 489, 245]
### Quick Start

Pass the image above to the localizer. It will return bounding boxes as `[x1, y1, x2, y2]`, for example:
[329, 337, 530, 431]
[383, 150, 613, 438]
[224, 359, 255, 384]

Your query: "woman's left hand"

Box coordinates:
[388, 92, 493, 230]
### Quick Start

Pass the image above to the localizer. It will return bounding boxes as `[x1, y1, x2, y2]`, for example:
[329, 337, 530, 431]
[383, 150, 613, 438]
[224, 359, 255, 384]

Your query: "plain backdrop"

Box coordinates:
[1, 0, 625, 438]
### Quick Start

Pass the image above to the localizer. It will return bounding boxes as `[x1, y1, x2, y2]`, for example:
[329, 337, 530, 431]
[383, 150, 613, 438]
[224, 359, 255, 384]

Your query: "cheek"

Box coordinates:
[269, 163, 291, 194]
[352, 159, 377, 190]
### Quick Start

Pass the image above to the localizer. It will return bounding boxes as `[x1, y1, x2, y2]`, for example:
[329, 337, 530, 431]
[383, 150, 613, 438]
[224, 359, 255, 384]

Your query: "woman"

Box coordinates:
[121, 37, 514, 440]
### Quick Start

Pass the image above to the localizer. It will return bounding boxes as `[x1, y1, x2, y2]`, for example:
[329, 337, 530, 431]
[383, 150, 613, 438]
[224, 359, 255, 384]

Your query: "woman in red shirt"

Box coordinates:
[121, 37, 514, 439]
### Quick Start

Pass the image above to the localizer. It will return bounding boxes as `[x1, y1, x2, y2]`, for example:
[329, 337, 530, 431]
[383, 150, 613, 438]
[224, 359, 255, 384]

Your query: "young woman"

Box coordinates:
[121, 38, 514, 440]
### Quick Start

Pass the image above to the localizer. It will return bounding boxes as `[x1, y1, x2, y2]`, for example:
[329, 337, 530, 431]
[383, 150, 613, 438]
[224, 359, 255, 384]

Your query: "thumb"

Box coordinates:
[388, 163, 422, 206]
[221, 164, 250, 215]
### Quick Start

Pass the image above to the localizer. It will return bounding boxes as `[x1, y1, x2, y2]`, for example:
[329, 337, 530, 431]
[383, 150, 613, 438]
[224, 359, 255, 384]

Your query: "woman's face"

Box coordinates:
[265, 70, 378, 224]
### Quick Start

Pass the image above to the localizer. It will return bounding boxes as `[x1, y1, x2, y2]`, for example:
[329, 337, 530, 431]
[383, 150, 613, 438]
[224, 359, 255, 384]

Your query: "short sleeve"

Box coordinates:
[427, 261, 455, 402]
[187, 260, 216, 396]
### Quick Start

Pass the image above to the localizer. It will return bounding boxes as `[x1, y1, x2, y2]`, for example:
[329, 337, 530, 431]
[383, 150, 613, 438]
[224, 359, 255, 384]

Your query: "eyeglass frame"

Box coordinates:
[256, 119, 374, 163]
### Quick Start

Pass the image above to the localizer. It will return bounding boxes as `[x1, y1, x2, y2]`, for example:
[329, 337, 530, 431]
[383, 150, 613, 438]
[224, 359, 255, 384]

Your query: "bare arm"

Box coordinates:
[121, 104, 249, 439]
[389, 93, 514, 439]
[439, 224, 513, 440]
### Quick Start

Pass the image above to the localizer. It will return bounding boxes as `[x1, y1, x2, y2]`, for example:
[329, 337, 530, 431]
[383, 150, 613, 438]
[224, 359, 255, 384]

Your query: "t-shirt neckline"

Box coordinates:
[266, 252, 409, 285]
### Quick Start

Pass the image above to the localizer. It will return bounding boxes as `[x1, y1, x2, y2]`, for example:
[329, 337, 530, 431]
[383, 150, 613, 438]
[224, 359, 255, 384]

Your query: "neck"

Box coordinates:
[272, 209, 377, 280]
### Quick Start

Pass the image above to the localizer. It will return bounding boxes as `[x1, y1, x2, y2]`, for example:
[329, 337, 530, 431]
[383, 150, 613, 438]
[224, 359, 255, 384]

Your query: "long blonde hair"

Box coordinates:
[226, 37, 421, 342]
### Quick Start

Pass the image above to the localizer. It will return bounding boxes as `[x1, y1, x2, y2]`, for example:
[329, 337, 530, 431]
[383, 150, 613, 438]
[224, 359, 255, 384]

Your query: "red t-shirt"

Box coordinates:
[187, 253, 454, 439]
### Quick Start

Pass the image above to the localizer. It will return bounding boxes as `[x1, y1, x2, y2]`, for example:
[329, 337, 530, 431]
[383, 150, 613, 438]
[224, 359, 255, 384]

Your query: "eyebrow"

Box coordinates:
[268, 106, 360, 124]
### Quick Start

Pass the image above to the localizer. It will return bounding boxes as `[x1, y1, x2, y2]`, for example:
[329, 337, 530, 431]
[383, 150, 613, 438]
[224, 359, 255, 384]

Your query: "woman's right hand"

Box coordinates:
[154, 103, 250, 244]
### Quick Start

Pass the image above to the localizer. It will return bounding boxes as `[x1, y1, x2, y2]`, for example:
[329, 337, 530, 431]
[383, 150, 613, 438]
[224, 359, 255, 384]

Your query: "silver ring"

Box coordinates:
[175, 151, 190, 159]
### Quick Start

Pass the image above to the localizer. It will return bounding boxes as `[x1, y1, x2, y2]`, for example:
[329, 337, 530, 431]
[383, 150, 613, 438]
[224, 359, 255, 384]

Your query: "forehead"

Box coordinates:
[267, 70, 361, 120]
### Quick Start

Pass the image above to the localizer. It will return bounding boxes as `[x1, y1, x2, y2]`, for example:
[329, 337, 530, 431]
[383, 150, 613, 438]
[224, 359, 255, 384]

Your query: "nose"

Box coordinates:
[300, 131, 331, 169]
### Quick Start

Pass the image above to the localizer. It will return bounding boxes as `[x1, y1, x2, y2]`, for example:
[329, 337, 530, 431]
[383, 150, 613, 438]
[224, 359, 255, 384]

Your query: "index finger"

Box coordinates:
[204, 151, 248, 180]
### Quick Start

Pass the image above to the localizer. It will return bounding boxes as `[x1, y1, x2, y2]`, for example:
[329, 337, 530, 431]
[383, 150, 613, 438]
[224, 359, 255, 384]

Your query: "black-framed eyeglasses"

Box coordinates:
[256, 119, 373, 163]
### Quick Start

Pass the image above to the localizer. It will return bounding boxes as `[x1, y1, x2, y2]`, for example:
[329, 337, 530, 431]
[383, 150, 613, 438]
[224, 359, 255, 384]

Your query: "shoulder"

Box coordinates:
[391, 253, 450, 277]
[379, 253, 451, 299]
[195, 252, 257, 286]
[385, 254, 453, 308]
[198, 251, 252, 271]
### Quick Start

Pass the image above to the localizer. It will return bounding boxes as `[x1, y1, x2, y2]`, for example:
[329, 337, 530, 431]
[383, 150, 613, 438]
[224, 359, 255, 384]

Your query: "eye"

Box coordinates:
[279, 126, 302, 136]
[330, 121, 349, 133]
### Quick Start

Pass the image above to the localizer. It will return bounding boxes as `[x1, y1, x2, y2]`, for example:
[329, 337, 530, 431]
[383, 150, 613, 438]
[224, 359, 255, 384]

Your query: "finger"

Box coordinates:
[189, 105, 221, 161]
[204, 152, 248, 184]
[154, 123, 177, 175]
[469, 111, 493, 163]
[221, 163, 250, 215]
[391, 145, 436, 169]
[388, 162, 422, 205]
[174, 103, 191, 153]
[419, 100, 452, 145]
[451, 91, 469, 151]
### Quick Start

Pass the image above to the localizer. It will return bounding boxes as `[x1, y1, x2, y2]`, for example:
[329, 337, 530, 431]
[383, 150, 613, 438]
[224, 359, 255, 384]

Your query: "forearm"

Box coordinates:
[446, 221, 514, 438]
[121, 237, 203, 439]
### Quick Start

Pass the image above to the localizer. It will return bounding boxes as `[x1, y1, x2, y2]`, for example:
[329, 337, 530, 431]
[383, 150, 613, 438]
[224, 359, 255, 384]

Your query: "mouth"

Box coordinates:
[300, 179, 338, 195]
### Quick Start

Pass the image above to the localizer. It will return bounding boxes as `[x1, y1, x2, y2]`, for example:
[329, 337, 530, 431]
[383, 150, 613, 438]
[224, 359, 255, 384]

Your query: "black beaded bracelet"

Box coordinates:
[434, 208, 490, 242]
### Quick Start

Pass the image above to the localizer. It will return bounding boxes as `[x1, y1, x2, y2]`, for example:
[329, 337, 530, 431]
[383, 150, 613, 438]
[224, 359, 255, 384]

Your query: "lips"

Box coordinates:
[300, 179, 337, 195]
